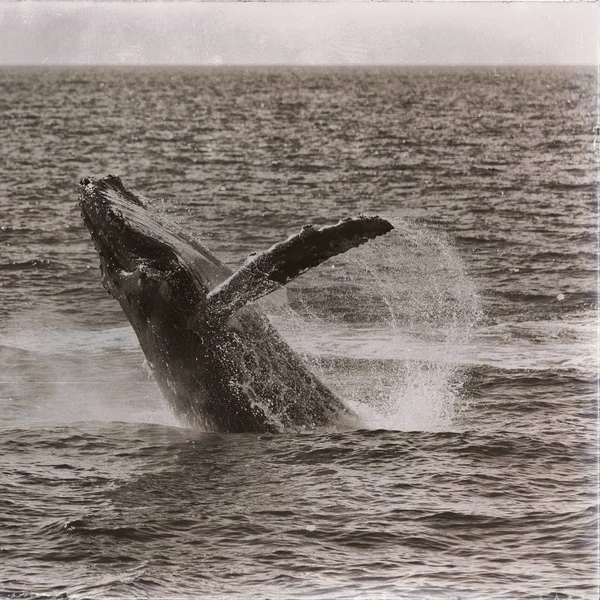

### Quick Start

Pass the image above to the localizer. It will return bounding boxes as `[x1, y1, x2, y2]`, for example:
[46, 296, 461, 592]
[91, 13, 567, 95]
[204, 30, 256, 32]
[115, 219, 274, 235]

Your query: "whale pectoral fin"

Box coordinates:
[206, 215, 394, 317]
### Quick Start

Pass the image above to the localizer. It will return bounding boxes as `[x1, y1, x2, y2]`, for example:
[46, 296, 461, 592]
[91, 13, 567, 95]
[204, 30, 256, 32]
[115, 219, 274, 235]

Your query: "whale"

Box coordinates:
[79, 175, 393, 432]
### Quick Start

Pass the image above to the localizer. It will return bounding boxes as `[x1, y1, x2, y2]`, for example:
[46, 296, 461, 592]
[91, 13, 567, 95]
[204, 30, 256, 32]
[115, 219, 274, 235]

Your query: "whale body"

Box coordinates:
[79, 175, 393, 432]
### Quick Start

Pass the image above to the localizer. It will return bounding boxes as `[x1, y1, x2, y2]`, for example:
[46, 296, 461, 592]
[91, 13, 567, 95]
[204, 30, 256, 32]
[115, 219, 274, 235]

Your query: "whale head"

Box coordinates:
[79, 175, 228, 330]
[80, 176, 175, 292]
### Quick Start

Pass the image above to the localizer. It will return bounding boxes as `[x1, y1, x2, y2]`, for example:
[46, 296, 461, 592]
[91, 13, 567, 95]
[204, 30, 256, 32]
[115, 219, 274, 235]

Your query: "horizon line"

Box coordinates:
[0, 62, 597, 68]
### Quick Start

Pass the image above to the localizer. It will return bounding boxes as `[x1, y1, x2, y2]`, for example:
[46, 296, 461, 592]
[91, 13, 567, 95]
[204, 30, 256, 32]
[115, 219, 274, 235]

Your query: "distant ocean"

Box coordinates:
[0, 66, 597, 599]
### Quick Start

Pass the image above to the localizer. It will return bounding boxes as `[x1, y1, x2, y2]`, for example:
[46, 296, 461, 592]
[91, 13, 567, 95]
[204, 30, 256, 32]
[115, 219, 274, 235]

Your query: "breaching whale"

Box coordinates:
[79, 175, 393, 432]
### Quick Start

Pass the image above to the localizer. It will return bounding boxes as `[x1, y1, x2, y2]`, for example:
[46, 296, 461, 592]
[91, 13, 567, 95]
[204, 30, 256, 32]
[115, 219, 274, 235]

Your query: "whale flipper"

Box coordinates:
[206, 216, 393, 317]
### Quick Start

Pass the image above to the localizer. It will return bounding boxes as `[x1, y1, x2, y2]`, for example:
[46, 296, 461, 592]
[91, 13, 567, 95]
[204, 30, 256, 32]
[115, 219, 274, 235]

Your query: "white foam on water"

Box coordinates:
[0, 313, 178, 428]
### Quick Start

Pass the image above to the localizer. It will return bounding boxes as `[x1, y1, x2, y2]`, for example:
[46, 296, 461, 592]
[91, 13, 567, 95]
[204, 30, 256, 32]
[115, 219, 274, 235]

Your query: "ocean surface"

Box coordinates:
[0, 66, 597, 599]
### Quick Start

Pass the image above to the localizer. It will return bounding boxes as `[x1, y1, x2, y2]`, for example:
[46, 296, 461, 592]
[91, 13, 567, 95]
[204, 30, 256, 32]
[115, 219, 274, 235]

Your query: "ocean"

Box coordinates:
[0, 66, 597, 599]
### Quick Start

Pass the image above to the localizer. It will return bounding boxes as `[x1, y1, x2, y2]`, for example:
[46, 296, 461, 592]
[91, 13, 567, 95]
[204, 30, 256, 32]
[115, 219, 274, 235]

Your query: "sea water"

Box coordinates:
[0, 66, 597, 599]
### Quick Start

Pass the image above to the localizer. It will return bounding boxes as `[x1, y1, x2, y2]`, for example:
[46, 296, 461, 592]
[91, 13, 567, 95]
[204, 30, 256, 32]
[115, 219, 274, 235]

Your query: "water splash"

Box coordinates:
[1, 221, 480, 433]
[269, 219, 481, 432]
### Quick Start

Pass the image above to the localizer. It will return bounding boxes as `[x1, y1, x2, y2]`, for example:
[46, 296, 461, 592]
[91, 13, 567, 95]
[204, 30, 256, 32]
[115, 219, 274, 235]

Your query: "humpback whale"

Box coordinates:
[79, 175, 393, 432]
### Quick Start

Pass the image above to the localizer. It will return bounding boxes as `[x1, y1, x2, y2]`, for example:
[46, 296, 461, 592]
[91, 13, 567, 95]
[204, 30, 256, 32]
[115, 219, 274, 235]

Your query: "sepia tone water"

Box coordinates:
[0, 66, 597, 599]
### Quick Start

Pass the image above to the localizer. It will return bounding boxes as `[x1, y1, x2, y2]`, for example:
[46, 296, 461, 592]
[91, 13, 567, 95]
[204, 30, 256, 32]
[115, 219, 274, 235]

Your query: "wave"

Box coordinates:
[0, 259, 67, 271]
[0, 326, 138, 357]
[545, 181, 596, 192]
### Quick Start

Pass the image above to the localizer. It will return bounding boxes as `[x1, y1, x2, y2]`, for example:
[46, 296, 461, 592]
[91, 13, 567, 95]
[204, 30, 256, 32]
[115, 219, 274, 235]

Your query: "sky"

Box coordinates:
[0, 2, 597, 66]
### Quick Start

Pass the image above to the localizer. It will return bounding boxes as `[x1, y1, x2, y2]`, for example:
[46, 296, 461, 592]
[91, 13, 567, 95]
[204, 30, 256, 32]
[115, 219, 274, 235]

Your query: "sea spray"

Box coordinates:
[267, 219, 481, 431]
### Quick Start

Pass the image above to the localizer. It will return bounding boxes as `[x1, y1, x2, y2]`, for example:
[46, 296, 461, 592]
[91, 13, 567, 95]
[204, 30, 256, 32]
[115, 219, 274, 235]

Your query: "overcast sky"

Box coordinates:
[0, 2, 597, 66]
